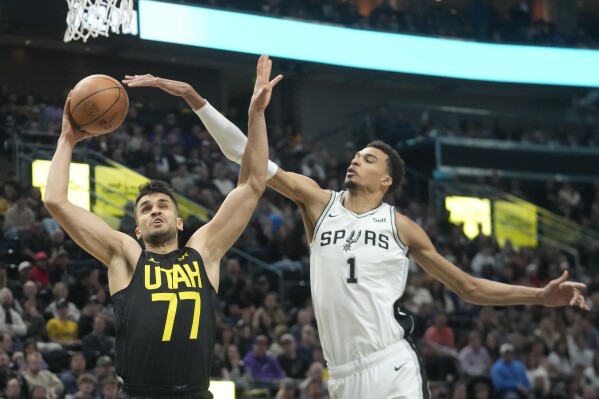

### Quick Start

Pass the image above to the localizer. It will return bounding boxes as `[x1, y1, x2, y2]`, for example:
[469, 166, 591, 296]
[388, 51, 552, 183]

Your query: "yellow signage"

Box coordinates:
[494, 201, 537, 249]
[94, 165, 209, 224]
[32, 160, 90, 211]
[445, 196, 491, 239]
[94, 165, 148, 217]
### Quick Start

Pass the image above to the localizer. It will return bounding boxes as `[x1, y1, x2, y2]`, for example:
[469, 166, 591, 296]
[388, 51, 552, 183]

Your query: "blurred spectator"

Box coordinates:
[548, 338, 573, 379]
[60, 352, 87, 395]
[46, 299, 80, 350]
[221, 344, 250, 393]
[277, 333, 310, 380]
[4, 376, 24, 399]
[242, 334, 284, 389]
[38, 205, 61, 239]
[10, 261, 32, 300]
[297, 325, 318, 365]
[219, 258, 243, 300]
[100, 377, 118, 399]
[3, 194, 35, 236]
[534, 317, 561, 351]
[275, 377, 296, 399]
[93, 356, 116, 386]
[0, 182, 18, 219]
[22, 351, 64, 398]
[81, 315, 114, 369]
[77, 296, 103, 339]
[22, 298, 47, 342]
[423, 312, 458, 381]
[69, 269, 99, 311]
[49, 249, 72, 286]
[458, 330, 492, 377]
[46, 282, 80, 322]
[298, 361, 327, 399]
[569, 332, 594, 369]
[19, 222, 53, 261]
[29, 252, 50, 289]
[64, 372, 98, 399]
[0, 288, 27, 339]
[491, 343, 530, 399]
[451, 380, 468, 399]
[29, 385, 47, 399]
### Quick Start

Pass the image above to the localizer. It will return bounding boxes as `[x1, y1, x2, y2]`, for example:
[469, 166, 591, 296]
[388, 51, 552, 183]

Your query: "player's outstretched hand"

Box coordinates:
[542, 270, 589, 310]
[122, 74, 191, 97]
[250, 55, 283, 113]
[62, 95, 92, 143]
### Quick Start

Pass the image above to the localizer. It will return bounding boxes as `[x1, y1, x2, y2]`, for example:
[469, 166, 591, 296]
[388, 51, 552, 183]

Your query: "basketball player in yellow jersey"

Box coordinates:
[44, 55, 282, 399]
[125, 64, 588, 399]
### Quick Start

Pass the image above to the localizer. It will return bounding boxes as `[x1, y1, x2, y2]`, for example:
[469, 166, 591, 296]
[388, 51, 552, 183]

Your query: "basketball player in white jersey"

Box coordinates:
[125, 72, 589, 399]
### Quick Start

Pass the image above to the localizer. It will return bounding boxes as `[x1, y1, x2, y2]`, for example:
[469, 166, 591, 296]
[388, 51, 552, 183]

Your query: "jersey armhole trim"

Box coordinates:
[312, 191, 337, 244]
[184, 246, 216, 293]
[390, 207, 408, 252]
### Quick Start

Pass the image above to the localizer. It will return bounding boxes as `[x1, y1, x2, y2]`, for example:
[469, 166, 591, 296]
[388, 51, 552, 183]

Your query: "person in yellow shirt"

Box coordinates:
[46, 299, 80, 349]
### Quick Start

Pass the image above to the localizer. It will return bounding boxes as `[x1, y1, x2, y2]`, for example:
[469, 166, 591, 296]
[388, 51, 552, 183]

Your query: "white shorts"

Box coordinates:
[327, 338, 430, 399]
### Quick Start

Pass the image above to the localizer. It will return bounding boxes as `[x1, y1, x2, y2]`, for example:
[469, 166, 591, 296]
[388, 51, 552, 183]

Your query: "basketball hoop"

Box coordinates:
[64, 0, 134, 43]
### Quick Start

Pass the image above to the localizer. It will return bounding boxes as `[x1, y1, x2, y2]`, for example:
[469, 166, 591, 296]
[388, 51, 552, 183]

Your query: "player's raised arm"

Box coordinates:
[187, 55, 282, 267]
[123, 67, 331, 224]
[398, 213, 589, 310]
[44, 97, 136, 269]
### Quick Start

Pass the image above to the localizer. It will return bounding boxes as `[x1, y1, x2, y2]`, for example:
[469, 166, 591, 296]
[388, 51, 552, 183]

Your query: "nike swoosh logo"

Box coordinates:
[394, 363, 406, 371]
[328, 214, 340, 218]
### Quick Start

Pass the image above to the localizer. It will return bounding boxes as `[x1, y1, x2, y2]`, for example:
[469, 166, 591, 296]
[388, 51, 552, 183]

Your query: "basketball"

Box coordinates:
[69, 74, 129, 135]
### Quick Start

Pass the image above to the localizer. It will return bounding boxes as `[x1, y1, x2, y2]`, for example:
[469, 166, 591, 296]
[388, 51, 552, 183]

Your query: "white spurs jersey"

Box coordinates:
[310, 191, 410, 367]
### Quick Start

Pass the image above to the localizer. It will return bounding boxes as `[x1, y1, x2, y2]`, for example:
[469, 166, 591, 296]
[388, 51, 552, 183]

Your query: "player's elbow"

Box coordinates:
[246, 175, 267, 196]
[454, 276, 480, 304]
[43, 198, 61, 213]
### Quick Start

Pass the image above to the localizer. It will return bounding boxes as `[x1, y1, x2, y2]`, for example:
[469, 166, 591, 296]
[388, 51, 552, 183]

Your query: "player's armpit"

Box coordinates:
[45, 200, 136, 268]
[267, 169, 331, 221]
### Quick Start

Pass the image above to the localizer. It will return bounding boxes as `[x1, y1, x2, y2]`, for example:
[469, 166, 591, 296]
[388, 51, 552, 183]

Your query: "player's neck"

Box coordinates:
[343, 190, 383, 214]
[144, 240, 179, 254]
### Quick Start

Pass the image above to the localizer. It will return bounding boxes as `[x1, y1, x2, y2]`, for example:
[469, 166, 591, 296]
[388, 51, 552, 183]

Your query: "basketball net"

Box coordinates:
[64, 0, 134, 43]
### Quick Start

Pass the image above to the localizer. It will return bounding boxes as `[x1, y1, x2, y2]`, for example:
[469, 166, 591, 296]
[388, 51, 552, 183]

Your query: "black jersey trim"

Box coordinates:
[340, 191, 386, 218]
[390, 207, 407, 252]
[312, 190, 337, 244]
[404, 336, 431, 399]
[183, 247, 215, 293]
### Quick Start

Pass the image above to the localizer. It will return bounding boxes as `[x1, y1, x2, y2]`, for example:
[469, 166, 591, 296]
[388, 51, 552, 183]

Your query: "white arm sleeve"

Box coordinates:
[194, 102, 279, 179]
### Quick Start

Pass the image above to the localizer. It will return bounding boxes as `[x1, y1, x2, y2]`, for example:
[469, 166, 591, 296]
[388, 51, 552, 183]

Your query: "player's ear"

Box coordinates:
[177, 217, 184, 232]
[135, 227, 142, 240]
[382, 175, 392, 189]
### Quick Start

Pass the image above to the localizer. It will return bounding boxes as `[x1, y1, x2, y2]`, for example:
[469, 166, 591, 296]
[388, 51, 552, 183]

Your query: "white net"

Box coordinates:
[64, 0, 134, 43]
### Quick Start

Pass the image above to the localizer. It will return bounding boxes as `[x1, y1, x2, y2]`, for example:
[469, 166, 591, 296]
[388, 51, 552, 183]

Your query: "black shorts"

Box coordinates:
[117, 391, 212, 399]
[118, 383, 213, 399]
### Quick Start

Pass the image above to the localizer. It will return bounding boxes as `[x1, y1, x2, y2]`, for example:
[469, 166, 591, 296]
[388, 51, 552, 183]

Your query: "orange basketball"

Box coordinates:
[69, 74, 129, 136]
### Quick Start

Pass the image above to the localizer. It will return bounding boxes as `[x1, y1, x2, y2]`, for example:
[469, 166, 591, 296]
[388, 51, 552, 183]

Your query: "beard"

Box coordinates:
[144, 225, 178, 247]
[344, 179, 358, 190]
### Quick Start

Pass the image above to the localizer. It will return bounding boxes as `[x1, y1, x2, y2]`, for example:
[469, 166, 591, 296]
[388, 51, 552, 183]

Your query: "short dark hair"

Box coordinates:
[366, 140, 405, 193]
[135, 180, 179, 212]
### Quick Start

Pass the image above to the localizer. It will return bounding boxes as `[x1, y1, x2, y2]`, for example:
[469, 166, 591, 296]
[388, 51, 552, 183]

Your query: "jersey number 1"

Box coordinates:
[346, 257, 358, 284]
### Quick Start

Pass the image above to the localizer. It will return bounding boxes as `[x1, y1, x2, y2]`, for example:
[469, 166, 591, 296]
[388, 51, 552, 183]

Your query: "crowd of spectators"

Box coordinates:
[370, 105, 599, 149]
[1, 84, 599, 399]
[368, 105, 599, 231]
[186, 0, 598, 49]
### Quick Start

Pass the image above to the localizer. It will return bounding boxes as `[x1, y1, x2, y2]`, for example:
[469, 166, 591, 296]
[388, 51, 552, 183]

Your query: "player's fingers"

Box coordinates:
[265, 59, 272, 79]
[270, 75, 283, 87]
[563, 282, 587, 291]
